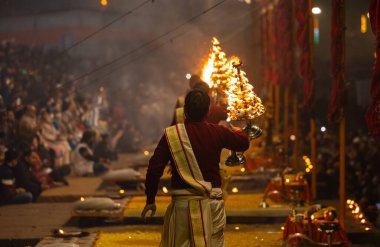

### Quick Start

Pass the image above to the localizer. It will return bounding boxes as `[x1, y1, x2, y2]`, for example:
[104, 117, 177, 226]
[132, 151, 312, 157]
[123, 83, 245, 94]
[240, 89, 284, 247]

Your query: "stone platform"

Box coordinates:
[0, 192, 379, 246]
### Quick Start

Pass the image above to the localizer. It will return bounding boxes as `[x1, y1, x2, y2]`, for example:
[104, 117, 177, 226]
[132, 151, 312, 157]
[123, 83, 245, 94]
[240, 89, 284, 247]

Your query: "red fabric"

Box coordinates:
[261, 12, 271, 83]
[145, 120, 249, 203]
[311, 221, 350, 246]
[264, 179, 311, 204]
[278, 0, 295, 88]
[295, 0, 314, 111]
[283, 217, 350, 246]
[366, 0, 380, 137]
[282, 217, 305, 244]
[369, 0, 379, 33]
[207, 103, 227, 124]
[29, 151, 55, 188]
[270, 8, 279, 86]
[328, 0, 347, 122]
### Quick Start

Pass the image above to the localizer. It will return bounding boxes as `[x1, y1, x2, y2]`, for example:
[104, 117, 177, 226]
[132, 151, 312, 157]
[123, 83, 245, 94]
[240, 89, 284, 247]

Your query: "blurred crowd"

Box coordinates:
[0, 41, 123, 204]
[315, 129, 380, 225]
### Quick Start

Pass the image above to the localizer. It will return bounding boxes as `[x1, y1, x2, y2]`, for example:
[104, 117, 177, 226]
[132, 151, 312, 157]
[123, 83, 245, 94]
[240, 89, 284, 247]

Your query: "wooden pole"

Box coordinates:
[339, 117, 346, 227]
[310, 118, 317, 199]
[292, 96, 299, 169]
[339, 0, 346, 228]
[283, 87, 289, 161]
[308, 0, 317, 199]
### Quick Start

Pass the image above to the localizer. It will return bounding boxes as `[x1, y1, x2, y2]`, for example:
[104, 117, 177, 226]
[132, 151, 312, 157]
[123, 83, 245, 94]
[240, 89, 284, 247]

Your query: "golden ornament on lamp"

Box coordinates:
[225, 56, 265, 166]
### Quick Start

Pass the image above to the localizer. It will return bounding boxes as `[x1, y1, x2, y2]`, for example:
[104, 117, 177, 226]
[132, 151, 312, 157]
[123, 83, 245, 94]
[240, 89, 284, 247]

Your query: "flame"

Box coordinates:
[230, 56, 241, 66]
[226, 56, 265, 121]
[212, 37, 220, 45]
[202, 56, 215, 88]
[303, 155, 313, 173]
[201, 37, 231, 91]
[232, 187, 239, 193]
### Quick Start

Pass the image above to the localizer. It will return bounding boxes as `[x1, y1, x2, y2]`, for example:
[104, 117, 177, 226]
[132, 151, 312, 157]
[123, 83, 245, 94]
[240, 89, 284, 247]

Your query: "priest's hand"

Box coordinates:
[230, 123, 242, 132]
[141, 203, 157, 219]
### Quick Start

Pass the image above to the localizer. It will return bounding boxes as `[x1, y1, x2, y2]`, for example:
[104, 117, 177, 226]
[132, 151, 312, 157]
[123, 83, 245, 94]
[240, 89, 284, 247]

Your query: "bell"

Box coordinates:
[225, 151, 246, 167]
[243, 123, 263, 140]
[225, 122, 262, 167]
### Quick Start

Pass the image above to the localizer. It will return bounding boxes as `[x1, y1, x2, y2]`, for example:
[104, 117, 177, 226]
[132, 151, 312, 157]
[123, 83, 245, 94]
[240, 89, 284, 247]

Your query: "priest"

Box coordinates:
[142, 89, 249, 247]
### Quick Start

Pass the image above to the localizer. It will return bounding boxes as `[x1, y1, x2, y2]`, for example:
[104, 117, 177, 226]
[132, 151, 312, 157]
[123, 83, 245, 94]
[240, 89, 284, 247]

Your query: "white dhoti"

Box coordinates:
[160, 188, 226, 247]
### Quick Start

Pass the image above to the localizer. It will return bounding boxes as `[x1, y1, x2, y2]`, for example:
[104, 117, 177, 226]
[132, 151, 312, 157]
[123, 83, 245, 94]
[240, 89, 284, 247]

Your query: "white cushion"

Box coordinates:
[73, 197, 116, 210]
[102, 168, 142, 182]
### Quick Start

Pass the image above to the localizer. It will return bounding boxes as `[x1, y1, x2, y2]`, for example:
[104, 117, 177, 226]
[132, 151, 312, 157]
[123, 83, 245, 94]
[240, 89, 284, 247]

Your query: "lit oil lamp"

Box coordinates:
[225, 57, 265, 166]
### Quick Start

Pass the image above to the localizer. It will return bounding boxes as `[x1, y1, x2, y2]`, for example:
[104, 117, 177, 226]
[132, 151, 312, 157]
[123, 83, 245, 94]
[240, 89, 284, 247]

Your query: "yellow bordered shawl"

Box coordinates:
[175, 107, 185, 124]
[178, 96, 185, 107]
[165, 124, 212, 247]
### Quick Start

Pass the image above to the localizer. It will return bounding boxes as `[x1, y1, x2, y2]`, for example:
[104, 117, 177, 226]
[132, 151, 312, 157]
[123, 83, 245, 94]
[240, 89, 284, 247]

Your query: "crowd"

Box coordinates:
[0, 41, 121, 204]
[314, 129, 380, 225]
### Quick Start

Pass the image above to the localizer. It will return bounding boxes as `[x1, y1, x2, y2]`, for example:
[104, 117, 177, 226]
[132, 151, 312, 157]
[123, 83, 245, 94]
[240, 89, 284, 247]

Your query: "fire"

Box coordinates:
[202, 55, 215, 88]
[201, 38, 264, 122]
[201, 37, 231, 91]
[226, 56, 265, 120]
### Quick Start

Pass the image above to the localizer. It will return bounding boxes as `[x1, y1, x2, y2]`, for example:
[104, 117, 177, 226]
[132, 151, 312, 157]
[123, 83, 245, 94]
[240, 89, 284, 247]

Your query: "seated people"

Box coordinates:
[0, 149, 33, 204]
[94, 133, 118, 162]
[30, 135, 69, 185]
[71, 130, 109, 176]
[18, 105, 38, 144]
[39, 110, 71, 167]
[24, 149, 65, 190]
[14, 150, 42, 200]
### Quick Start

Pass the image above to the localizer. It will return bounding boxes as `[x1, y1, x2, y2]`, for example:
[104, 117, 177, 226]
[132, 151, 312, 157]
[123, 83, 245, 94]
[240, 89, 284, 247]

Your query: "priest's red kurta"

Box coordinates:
[145, 120, 249, 204]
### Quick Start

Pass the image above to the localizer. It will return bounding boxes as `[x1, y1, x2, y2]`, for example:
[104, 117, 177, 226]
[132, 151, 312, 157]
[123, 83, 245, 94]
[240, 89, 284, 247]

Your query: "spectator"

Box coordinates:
[18, 104, 38, 143]
[94, 133, 117, 162]
[14, 150, 42, 200]
[39, 110, 71, 167]
[71, 130, 109, 176]
[25, 149, 65, 190]
[0, 149, 33, 204]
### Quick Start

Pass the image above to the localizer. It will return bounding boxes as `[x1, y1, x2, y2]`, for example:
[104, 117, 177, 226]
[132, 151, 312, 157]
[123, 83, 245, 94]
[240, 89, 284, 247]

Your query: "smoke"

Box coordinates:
[0, 0, 260, 149]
